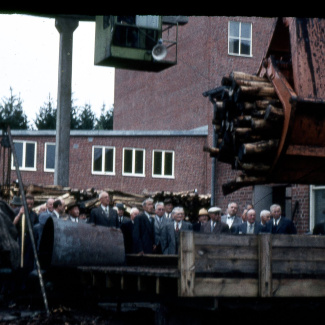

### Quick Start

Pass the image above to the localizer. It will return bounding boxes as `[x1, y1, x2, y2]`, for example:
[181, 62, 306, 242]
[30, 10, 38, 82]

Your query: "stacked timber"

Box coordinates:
[203, 71, 284, 195]
[8, 184, 210, 221]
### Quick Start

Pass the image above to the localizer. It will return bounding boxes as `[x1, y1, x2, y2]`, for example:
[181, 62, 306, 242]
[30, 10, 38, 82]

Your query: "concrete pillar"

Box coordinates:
[54, 17, 79, 186]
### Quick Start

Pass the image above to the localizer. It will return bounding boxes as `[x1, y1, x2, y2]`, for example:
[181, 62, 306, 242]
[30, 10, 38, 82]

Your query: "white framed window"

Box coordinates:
[228, 21, 252, 57]
[44, 142, 56, 172]
[310, 185, 325, 232]
[92, 146, 115, 175]
[122, 148, 145, 177]
[11, 140, 37, 171]
[152, 150, 174, 178]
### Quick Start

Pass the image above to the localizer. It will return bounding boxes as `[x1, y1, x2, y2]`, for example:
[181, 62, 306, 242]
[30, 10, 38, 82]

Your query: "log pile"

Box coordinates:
[203, 71, 284, 195]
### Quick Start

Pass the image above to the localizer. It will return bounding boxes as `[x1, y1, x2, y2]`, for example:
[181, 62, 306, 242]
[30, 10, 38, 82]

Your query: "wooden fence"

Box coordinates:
[179, 231, 325, 298]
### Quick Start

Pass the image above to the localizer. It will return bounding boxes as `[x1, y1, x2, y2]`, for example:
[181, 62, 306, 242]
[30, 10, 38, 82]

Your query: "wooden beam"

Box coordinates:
[259, 233, 272, 297]
[179, 231, 195, 297]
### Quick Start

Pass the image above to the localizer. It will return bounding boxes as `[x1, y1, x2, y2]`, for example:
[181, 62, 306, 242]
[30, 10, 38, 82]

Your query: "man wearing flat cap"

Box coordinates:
[116, 203, 130, 228]
[164, 198, 174, 220]
[201, 207, 230, 234]
[193, 208, 209, 232]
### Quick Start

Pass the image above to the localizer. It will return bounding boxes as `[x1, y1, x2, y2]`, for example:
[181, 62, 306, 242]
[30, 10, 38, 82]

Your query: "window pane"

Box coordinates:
[229, 22, 239, 37]
[241, 40, 251, 55]
[241, 23, 251, 38]
[164, 152, 173, 176]
[153, 151, 162, 175]
[104, 148, 114, 172]
[124, 149, 133, 173]
[135, 150, 144, 174]
[25, 143, 35, 168]
[93, 147, 103, 172]
[229, 39, 239, 54]
[314, 190, 325, 225]
[14, 142, 23, 167]
[46, 144, 55, 169]
[240, 41, 251, 55]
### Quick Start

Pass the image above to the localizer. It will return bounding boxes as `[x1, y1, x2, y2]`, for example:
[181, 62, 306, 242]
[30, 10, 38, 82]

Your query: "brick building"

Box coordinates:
[3, 16, 320, 233]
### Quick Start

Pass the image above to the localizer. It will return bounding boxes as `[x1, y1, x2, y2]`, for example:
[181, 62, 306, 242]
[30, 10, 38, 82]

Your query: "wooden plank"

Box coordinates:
[272, 278, 325, 297]
[272, 247, 325, 261]
[195, 258, 258, 274]
[195, 245, 258, 260]
[272, 260, 325, 275]
[194, 233, 258, 247]
[259, 233, 272, 297]
[179, 231, 195, 297]
[271, 234, 325, 247]
[193, 278, 259, 297]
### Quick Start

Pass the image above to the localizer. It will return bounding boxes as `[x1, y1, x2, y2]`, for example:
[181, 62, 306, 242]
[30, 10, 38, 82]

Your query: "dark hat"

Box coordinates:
[116, 203, 125, 210]
[164, 198, 173, 205]
[10, 196, 22, 206]
[67, 201, 79, 211]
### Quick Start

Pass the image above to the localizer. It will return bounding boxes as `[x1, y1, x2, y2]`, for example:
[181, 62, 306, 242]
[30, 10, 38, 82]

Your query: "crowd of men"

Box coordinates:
[9, 192, 302, 266]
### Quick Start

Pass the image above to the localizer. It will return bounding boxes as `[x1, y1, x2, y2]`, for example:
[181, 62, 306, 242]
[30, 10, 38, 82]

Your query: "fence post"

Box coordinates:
[259, 233, 272, 297]
[179, 231, 195, 296]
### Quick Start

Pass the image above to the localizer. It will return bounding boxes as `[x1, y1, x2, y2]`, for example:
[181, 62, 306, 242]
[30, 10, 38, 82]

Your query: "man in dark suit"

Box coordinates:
[88, 191, 118, 227]
[132, 198, 155, 254]
[162, 207, 193, 255]
[265, 204, 297, 234]
[201, 206, 229, 234]
[233, 209, 263, 235]
[193, 208, 209, 232]
[116, 203, 130, 228]
[221, 202, 242, 233]
[313, 221, 325, 235]
[121, 207, 139, 254]
[164, 198, 174, 220]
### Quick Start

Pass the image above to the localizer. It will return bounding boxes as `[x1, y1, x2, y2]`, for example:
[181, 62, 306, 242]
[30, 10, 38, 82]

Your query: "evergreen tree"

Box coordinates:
[70, 99, 80, 130]
[95, 104, 114, 130]
[0, 87, 28, 130]
[34, 94, 57, 130]
[77, 103, 95, 130]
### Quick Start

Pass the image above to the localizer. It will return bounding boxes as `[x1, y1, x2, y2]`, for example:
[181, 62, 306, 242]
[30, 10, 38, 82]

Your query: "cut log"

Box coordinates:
[230, 71, 268, 82]
[203, 146, 219, 157]
[222, 174, 267, 195]
[235, 158, 272, 173]
[235, 85, 277, 102]
[264, 104, 284, 122]
[233, 79, 274, 90]
[238, 140, 279, 161]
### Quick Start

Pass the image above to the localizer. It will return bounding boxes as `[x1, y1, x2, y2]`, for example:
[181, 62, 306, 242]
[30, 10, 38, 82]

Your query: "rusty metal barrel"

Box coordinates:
[38, 217, 125, 269]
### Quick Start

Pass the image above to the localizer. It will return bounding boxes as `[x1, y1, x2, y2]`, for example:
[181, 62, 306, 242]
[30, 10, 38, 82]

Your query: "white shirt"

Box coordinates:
[226, 214, 235, 228]
[273, 217, 281, 226]
[174, 221, 182, 230]
[53, 210, 60, 219]
[247, 222, 254, 234]
[69, 216, 78, 222]
[101, 205, 109, 213]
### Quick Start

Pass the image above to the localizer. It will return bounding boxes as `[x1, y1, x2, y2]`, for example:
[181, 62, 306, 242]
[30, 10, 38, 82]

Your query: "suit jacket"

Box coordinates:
[154, 215, 170, 248]
[201, 220, 230, 234]
[88, 205, 118, 228]
[120, 220, 134, 254]
[132, 212, 155, 254]
[233, 221, 263, 235]
[265, 217, 297, 234]
[221, 214, 242, 233]
[192, 222, 202, 232]
[162, 220, 193, 255]
[117, 215, 131, 228]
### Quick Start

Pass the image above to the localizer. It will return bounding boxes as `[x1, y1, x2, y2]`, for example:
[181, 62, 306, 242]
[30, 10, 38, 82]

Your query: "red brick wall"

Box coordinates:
[5, 133, 209, 195]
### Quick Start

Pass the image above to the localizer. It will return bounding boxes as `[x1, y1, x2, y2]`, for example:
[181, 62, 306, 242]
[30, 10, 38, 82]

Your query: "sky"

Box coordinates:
[0, 13, 115, 129]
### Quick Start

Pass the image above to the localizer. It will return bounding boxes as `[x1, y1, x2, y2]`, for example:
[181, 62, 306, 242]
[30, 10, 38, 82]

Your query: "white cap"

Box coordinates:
[208, 207, 221, 213]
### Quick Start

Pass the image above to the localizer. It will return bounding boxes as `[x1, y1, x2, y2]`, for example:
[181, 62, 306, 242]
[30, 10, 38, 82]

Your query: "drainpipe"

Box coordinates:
[210, 96, 217, 206]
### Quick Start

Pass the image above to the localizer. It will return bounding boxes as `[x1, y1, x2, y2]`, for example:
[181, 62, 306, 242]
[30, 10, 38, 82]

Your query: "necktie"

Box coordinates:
[176, 222, 179, 232]
[249, 224, 253, 234]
